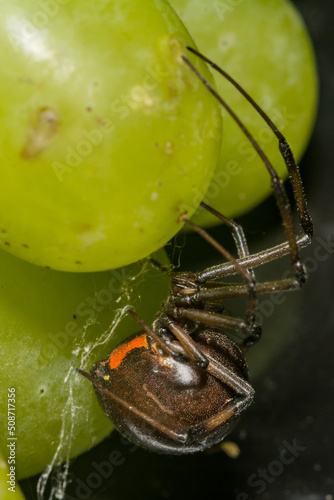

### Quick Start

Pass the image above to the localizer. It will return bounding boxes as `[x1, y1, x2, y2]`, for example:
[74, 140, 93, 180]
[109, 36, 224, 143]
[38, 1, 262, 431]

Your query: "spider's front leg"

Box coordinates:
[183, 50, 313, 289]
[187, 46, 314, 242]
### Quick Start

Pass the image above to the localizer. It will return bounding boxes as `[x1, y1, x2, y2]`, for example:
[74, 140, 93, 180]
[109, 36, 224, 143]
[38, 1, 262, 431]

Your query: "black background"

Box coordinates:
[21, 1, 334, 499]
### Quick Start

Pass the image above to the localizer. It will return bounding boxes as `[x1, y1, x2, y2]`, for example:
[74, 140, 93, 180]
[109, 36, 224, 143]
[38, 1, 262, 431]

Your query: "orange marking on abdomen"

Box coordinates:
[108, 334, 148, 370]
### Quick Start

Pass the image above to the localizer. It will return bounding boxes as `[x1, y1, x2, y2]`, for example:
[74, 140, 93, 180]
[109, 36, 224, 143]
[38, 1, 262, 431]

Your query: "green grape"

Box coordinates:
[0, 453, 25, 500]
[170, 0, 318, 226]
[0, 0, 221, 271]
[0, 248, 170, 479]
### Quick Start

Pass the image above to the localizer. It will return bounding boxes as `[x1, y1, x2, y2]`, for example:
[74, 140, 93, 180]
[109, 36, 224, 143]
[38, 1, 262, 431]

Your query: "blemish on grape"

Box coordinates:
[21, 107, 59, 159]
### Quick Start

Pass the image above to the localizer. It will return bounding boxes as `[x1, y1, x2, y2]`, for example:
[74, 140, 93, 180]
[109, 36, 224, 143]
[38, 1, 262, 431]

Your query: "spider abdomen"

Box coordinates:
[89, 330, 248, 453]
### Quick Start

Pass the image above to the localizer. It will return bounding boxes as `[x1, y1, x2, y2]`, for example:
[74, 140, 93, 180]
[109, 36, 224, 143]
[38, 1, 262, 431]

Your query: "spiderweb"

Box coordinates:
[34, 264, 151, 500]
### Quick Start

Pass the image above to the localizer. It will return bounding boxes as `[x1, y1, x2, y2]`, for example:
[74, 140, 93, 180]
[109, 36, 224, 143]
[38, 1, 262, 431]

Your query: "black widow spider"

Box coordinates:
[77, 47, 313, 454]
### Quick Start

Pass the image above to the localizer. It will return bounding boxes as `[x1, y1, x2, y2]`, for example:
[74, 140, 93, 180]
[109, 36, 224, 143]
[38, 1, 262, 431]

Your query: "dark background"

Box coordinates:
[21, 0, 334, 499]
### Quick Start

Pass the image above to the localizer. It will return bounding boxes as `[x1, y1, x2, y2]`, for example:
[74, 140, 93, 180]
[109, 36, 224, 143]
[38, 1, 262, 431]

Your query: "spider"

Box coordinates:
[77, 47, 313, 454]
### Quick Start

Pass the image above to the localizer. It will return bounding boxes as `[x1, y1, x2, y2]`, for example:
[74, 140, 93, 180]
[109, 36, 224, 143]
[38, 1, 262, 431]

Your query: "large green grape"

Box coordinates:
[0, 0, 221, 272]
[0, 248, 170, 479]
[170, 0, 318, 226]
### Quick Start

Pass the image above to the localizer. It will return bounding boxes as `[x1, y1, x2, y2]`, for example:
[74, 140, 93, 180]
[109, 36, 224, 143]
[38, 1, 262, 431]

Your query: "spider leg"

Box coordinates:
[189, 278, 302, 303]
[192, 353, 254, 432]
[76, 368, 188, 443]
[199, 233, 310, 281]
[180, 214, 258, 338]
[128, 307, 209, 369]
[182, 54, 310, 286]
[127, 308, 183, 360]
[200, 201, 253, 263]
[200, 201, 260, 340]
[187, 46, 313, 240]
[174, 274, 301, 348]
[164, 317, 209, 369]
[149, 327, 255, 426]
[174, 307, 250, 335]
[131, 304, 247, 370]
